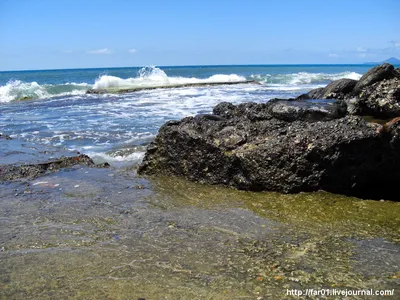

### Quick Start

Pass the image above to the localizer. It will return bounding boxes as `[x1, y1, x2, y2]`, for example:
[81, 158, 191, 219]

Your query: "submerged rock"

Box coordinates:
[0, 155, 94, 180]
[138, 99, 400, 200]
[86, 80, 260, 94]
[0, 137, 95, 180]
[0, 133, 12, 140]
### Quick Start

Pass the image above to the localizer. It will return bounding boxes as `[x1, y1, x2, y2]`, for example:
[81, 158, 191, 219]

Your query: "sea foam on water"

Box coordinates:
[93, 66, 246, 90]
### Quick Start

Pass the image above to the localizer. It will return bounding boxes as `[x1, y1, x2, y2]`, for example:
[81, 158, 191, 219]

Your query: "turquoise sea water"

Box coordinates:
[0, 65, 376, 165]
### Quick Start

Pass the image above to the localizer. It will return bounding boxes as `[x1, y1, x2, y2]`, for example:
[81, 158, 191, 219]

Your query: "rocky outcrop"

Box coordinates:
[353, 63, 395, 94]
[351, 77, 400, 118]
[297, 63, 400, 118]
[138, 63, 400, 200]
[138, 99, 400, 200]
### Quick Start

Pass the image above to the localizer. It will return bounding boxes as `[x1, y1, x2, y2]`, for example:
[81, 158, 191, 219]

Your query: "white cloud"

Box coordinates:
[357, 47, 367, 52]
[128, 48, 138, 53]
[328, 53, 339, 58]
[88, 48, 112, 54]
[358, 53, 375, 58]
[388, 41, 400, 49]
[61, 49, 73, 53]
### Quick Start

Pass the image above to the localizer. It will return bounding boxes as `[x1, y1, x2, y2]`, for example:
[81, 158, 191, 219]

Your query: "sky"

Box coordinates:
[0, 0, 399, 70]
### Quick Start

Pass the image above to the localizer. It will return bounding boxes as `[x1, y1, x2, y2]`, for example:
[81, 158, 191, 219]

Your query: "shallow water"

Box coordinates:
[1, 167, 399, 299]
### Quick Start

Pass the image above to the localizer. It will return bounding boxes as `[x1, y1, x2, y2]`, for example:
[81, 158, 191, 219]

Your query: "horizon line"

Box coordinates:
[0, 62, 385, 73]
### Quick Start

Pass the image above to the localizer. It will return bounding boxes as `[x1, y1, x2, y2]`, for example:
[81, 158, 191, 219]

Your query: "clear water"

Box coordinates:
[0, 65, 371, 165]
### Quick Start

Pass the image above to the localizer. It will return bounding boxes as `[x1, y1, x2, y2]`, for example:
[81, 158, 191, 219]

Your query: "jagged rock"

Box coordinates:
[323, 79, 358, 99]
[138, 100, 400, 200]
[297, 64, 400, 118]
[213, 102, 272, 121]
[350, 77, 400, 118]
[298, 79, 357, 100]
[353, 63, 395, 94]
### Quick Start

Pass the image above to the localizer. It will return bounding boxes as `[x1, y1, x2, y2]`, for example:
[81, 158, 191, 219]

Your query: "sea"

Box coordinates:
[0, 65, 373, 166]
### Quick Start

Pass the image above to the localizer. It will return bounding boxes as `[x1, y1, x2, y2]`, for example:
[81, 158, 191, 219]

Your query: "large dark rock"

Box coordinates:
[138, 100, 400, 200]
[212, 99, 347, 123]
[267, 99, 347, 122]
[353, 63, 395, 94]
[297, 64, 400, 118]
[298, 79, 357, 100]
[350, 77, 400, 118]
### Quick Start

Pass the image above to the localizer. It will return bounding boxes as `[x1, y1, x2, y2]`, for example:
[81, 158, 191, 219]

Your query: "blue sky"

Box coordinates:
[0, 0, 399, 70]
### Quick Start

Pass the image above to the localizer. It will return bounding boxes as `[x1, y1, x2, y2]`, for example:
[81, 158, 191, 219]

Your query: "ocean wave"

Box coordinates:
[0, 80, 90, 103]
[0, 67, 363, 103]
[92, 66, 246, 89]
[251, 71, 362, 85]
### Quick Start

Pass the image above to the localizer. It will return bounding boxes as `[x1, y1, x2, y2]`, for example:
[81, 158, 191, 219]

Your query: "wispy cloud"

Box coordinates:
[358, 52, 375, 58]
[391, 41, 400, 48]
[61, 49, 73, 53]
[357, 47, 367, 52]
[88, 48, 112, 54]
[328, 53, 339, 58]
[128, 48, 138, 53]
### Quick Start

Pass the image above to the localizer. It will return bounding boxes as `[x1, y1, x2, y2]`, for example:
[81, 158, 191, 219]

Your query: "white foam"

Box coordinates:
[289, 71, 362, 84]
[93, 66, 246, 90]
[0, 80, 89, 103]
[263, 84, 325, 91]
[0, 80, 49, 103]
[88, 151, 145, 167]
[65, 82, 92, 87]
[251, 71, 362, 85]
[339, 71, 363, 81]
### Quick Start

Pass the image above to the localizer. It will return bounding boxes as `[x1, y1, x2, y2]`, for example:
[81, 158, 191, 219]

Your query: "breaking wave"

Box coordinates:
[0, 66, 363, 103]
[250, 71, 362, 85]
[93, 66, 246, 89]
[0, 80, 89, 103]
